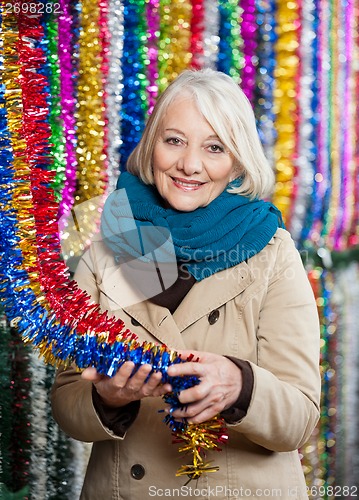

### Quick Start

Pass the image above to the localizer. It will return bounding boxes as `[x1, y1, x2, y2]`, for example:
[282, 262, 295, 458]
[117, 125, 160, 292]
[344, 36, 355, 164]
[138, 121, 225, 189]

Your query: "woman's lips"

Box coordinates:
[171, 177, 206, 191]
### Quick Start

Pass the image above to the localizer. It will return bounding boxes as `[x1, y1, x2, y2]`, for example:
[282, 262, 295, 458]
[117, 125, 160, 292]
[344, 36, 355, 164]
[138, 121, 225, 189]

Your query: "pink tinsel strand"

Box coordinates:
[98, 0, 110, 178]
[146, 0, 160, 114]
[58, 0, 78, 218]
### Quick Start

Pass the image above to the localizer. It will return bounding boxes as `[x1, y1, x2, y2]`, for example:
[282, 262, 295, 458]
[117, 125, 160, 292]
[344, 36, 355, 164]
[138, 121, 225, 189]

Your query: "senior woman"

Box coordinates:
[51, 69, 321, 499]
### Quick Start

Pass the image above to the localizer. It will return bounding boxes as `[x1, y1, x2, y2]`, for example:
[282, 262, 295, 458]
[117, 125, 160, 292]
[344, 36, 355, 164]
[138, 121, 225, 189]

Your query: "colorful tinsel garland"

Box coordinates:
[0, 3, 227, 481]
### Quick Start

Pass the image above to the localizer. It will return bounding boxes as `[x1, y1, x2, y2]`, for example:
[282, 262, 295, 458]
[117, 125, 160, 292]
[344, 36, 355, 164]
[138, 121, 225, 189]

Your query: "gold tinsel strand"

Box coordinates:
[157, 0, 193, 93]
[325, 0, 341, 246]
[272, 0, 300, 224]
[173, 416, 227, 479]
[61, 0, 109, 264]
[1, 10, 46, 306]
[75, 0, 107, 203]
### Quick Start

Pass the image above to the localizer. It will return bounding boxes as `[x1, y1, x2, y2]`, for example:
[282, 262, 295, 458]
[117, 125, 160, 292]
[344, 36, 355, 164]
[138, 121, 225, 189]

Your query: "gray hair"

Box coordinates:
[127, 68, 275, 199]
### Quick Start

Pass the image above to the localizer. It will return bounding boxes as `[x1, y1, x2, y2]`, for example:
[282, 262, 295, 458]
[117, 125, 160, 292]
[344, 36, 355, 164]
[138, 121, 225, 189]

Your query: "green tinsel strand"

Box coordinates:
[45, 365, 75, 499]
[43, 12, 66, 201]
[0, 313, 13, 488]
[0, 483, 29, 500]
[301, 245, 359, 270]
[157, 0, 192, 94]
[217, 0, 244, 82]
[9, 328, 32, 494]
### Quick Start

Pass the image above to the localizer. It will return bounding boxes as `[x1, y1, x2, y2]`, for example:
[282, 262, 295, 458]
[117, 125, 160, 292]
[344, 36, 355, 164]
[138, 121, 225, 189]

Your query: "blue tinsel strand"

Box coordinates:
[299, 0, 321, 246]
[216, 0, 233, 76]
[254, 0, 277, 153]
[118, 0, 148, 170]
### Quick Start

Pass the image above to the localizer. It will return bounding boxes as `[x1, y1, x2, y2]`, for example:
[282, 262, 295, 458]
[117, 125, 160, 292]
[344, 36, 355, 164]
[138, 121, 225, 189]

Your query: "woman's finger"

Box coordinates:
[124, 364, 153, 392]
[81, 367, 104, 383]
[152, 383, 172, 397]
[186, 406, 219, 424]
[167, 396, 221, 424]
[110, 362, 136, 388]
[167, 361, 203, 378]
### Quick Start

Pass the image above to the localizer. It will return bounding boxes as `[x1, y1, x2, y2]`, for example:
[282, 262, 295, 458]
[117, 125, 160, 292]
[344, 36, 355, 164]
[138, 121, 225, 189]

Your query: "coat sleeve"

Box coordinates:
[229, 231, 321, 452]
[51, 249, 138, 442]
[51, 365, 130, 442]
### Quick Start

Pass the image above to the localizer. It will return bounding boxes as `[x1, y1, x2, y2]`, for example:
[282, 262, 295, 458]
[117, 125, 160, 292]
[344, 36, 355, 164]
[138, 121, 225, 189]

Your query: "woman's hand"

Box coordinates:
[166, 350, 243, 424]
[81, 362, 172, 408]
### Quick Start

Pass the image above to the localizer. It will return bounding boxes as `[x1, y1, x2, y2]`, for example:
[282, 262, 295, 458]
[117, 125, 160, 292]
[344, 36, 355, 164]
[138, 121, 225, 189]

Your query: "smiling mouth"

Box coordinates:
[171, 177, 206, 189]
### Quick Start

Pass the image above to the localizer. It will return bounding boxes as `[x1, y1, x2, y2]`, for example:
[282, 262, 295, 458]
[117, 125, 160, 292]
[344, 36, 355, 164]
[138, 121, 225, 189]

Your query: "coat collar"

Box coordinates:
[173, 261, 253, 329]
[122, 261, 254, 349]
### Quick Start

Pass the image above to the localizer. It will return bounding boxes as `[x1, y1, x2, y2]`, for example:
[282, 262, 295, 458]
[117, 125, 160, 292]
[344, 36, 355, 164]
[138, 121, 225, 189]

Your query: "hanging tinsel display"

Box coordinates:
[146, 0, 160, 114]
[75, 0, 108, 204]
[240, 0, 258, 103]
[57, 0, 80, 218]
[271, 0, 300, 224]
[118, 0, 149, 169]
[202, 0, 220, 68]
[305, 0, 359, 251]
[0, 278, 32, 495]
[58, 0, 110, 266]
[157, 0, 193, 93]
[0, 4, 228, 485]
[253, 0, 277, 166]
[217, 0, 243, 81]
[106, 0, 124, 192]
[326, 0, 356, 251]
[290, 0, 319, 244]
[189, 0, 205, 69]
[1, 0, 359, 498]
[301, 259, 359, 492]
[40, 9, 67, 204]
[301, 265, 337, 490]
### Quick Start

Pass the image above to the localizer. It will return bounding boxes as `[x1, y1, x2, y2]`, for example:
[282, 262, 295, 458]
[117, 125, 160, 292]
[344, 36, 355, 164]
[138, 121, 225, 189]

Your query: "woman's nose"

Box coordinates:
[178, 147, 203, 175]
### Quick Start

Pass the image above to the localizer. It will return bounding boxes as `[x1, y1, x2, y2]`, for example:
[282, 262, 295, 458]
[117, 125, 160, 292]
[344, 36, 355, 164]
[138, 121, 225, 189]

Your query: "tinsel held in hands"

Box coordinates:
[0, 5, 227, 480]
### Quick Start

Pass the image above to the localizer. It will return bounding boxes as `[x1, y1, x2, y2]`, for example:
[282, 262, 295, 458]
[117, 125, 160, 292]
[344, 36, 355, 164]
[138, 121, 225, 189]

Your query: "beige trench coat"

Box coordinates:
[51, 228, 321, 500]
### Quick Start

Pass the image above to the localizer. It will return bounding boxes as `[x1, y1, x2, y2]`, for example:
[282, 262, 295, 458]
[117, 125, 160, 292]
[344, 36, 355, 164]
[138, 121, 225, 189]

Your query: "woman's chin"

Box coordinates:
[164, 198, 204, 212]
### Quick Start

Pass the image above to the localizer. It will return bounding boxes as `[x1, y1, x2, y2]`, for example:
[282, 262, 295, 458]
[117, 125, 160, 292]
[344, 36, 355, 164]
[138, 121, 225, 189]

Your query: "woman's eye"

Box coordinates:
[165, 137, 182, 145]
[208, 144, 224, 153]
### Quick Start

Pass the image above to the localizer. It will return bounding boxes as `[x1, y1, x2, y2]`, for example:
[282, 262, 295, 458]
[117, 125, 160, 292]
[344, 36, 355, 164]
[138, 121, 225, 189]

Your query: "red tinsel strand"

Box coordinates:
[98, 0, 110, 181]
[16, 6, 130, 342]
[189, 0, 205, 69]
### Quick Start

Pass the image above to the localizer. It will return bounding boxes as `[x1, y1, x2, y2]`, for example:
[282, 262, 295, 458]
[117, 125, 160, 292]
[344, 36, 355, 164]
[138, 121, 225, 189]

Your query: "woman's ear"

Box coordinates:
[229, 162, 242, 182]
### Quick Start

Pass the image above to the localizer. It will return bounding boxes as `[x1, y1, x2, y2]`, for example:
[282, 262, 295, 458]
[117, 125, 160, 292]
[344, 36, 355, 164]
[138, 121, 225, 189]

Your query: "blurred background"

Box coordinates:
[0, 0, 358, 498]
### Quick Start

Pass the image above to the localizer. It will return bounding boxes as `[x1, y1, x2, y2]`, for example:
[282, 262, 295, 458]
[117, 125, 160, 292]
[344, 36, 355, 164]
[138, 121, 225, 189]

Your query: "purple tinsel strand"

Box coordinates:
[240, 0, 258, 104]
[146, 0, 160, 114]
[58, 0, 78, 218]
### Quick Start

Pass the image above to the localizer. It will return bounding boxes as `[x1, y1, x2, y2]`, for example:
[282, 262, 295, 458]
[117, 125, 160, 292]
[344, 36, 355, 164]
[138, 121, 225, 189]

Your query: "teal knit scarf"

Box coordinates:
[101, 172, 284, 282]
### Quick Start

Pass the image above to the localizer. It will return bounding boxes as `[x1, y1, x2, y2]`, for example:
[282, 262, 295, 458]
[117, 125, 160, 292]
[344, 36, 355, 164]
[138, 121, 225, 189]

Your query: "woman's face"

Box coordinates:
[152, 95, 236, 212]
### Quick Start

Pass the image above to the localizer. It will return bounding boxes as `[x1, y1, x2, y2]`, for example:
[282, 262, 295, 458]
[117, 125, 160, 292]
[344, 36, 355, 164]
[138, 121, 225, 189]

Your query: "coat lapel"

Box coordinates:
[173, 260, 254, 331]
[123, 301, 187, 351]
[106, 260, 254, 349]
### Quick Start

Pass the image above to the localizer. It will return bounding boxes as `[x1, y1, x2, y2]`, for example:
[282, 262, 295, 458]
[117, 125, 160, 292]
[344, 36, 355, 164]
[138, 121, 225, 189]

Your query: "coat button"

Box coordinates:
[130, 464, 145, 480]
[131, 317, 140, 326]
[208, 309, 220, 325]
